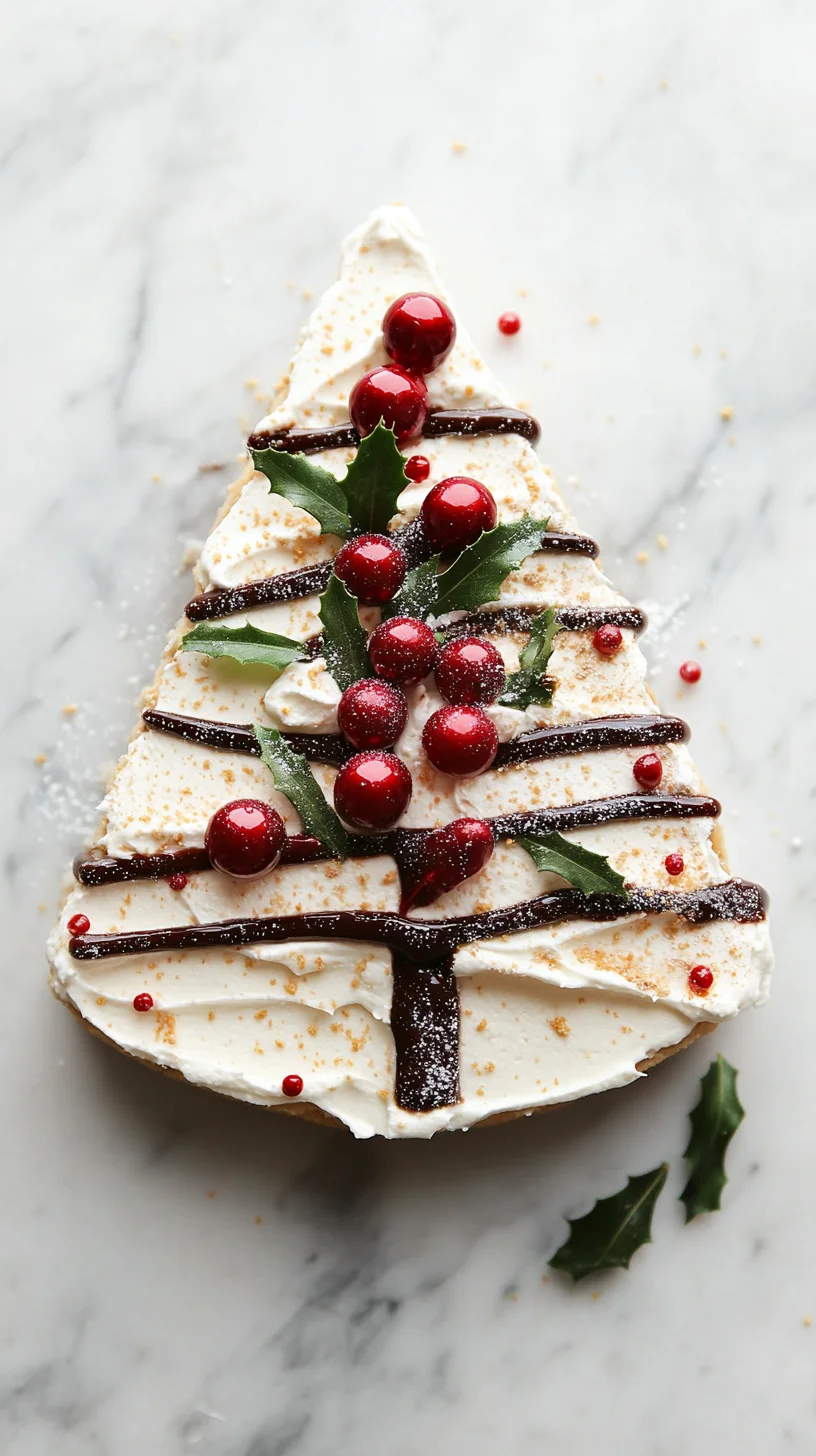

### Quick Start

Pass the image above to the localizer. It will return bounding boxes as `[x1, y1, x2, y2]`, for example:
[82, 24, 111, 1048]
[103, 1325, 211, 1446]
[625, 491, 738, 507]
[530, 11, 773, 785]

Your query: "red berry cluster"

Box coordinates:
[349, 291, 456, 443]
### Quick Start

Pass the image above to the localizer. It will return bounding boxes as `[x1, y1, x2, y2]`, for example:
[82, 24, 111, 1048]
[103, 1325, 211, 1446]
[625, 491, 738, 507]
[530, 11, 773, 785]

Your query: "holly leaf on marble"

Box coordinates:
[381, 555, 441, 622]
[430, 516, 551, 615]
[250, 446, 351, 539]
[318, 574, 371, 692]
[180, 622, 306, 679]
[516, 831, 629, 898]
[341, 422, 409, 535]
[548, 1164, 669, 1282]
[254, 725, 348, 859]
[680, 1055, 745, 1222]
[498, 608, 561, 709]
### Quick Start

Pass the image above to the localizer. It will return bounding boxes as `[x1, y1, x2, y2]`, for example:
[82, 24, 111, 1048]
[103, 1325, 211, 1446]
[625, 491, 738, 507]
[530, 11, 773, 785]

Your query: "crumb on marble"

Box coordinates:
[804, 1315, 812, 1327]
[151, 473, 161, 483]
[198, 462, 225, 473]
[451, 140, 466, 153]
[656, 533, 668, 550]
[61, 704, 78, 716]
[588, 314, 599, 326]
[34, 754, 47, 765]
[720, 405, 734, 421]
[636, 551, 649, 565]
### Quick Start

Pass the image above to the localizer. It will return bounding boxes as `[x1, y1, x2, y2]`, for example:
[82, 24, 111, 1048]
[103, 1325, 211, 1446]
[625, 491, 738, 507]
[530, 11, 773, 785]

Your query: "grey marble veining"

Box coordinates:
[2, 0, 813, 1451]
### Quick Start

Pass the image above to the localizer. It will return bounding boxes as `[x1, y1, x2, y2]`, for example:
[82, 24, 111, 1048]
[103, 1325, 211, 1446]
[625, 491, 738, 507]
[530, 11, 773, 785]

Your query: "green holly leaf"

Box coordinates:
[680, 1055, 745, 1222]
[516, 831, 629, 898]
[499, 608, 561, 709]
[549, 1164, 669, 1281]
[318, 574, 370, 692]
[341, 422, 409, 534]
[431, 516, 551, 615]
[250, 446, 351, 538]
[382, 555, 441, 621]
[254, 726, 348, 859]
[180, 622, 306, 679]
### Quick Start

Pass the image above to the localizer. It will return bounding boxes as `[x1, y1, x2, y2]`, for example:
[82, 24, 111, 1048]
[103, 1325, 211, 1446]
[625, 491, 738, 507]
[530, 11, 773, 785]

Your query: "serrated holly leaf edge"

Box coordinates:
[180, 621, 307, 676]
[680, 1054, 745, 1223]
[548, 1163, 669, 1282]
[516, 830, 630, 899]
[253, 724, 348, 859]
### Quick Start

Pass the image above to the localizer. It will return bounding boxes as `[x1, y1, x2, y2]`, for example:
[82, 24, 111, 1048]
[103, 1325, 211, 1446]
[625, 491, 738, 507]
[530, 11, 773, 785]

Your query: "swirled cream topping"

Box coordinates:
[48, 206, 772, 1138]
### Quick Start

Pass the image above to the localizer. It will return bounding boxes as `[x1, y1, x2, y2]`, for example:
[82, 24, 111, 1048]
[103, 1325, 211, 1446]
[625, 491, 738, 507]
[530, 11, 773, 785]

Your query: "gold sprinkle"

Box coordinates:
[302, 287, 312, 300]
[698, 638, 707, 649]
[588, 314, 599, 326]
[804, 1316, 812, 1327]
[61, 704, 78, 716]
[752, 634, 762, 645]
[451, 140, 466, 154]
[34, 754, 47, 765]
[636, 551, 649, 565]
[245, 377, 258, 389]
[151, 473, 161, 483]
[720, 405, 734, 422]
[656, 533, 668, 550]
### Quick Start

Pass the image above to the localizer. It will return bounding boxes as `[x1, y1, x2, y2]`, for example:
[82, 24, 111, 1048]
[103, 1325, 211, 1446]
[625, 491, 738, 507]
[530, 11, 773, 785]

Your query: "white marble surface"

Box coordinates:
[3, 1, 813, 1450]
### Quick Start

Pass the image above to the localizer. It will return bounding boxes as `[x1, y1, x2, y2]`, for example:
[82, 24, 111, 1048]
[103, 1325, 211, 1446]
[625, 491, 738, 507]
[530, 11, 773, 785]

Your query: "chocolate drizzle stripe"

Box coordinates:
[68, 880, 768, 964]
[73, 792, 720, 886]
[391, 953, 460, 1112]
[184, 526, 599, 622]
[141, 708, 689, 771]
[439, 605, 646, 638]
[246, 407, 541, 456]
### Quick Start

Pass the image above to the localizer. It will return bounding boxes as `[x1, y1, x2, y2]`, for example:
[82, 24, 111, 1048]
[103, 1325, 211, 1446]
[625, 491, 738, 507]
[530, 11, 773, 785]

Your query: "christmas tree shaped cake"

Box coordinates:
[48, 208, 772, 1138]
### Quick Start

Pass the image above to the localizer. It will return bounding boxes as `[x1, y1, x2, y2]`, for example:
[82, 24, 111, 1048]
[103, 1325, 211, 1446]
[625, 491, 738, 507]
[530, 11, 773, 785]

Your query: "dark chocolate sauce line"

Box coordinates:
[391, 953, 461, 1113]
[141, 708, 689, 773]
[184, 526, 599, 623]
[73, 792, 721, 886]
[68, 879, 768, 964]
[438, 605, 646, 638]
[246, 407, 541, 456]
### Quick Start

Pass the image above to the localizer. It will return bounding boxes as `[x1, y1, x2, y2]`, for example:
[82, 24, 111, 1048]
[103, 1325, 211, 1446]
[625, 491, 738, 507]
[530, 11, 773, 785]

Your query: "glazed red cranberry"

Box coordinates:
[167, 873, 188, 892]
[421, 476, 497, 553]
[281, 1073, 304, 1098]
[664, 852, 685, 877]
[593, 623, 623, 656]
[334, 752, 412, 830]
[368, 616, 438, 684]
[205, 799, 286, 879]
[680, 660, 702, 684]
[689, 965, 714, 994]
[633, 753, 663, 789]
[334, 535, 406, 606]
[383, 292, 457, 374]
[337, 678, 408, 749]
[349, 365, 428, 443]
[401, 817, 495, 912]
[422, 705, 499, 778]
[404, 454, 430, 483]
[133, 993, 154, 1013]
[498, 311, 521, 335]
[435, 637, 506, 705]
[67, 913, 90, 937]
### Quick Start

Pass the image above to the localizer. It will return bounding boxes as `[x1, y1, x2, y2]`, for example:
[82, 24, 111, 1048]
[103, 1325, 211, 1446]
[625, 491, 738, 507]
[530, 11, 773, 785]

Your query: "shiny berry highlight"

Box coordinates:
[498, 312, 521, 335]
[337, 678, 408, 749]
[422, 704, 499, 778]
[688, 965, 714, 994]
[680, 660, 702, 683]
[664, 853, 685, 877]
[205, 799, 286, 879]
[368, 616, 438, 684]
[435, 637, 505, 705]
[633, 753, 663, 789]
[67, 913, 90, 937]
[593, 623, 623, 656]
[133, 993, 154, 1013]
[281, 1073, 304, 1097]
[420, 476, 497, 553]
[404, 454, 430, 483]
[333, 752, 413, 830]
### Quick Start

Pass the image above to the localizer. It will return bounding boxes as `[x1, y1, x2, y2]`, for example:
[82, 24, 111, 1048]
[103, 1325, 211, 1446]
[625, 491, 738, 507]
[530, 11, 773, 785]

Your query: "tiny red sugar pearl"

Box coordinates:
[404, 454, 430, 483]
[337, 678, 408, 749]
[133, 993, 154, 1013]
[67, 913, 90, 937]
[205, 799, 286, 879]
[382, 292, 457, 374]
[633, 752, 663, 789]
[420, 476, 497, 553]
[664, 852, 685, 877]
[422, 705, 499, 778]
[281, 1073, 304, 1098]
[679, 659, 702, 684]
[167, 873, 188, 892]
[689, 965, 714, 994]
[593, 623, 623, 656]
[334, 752, 413, 830]
[334, 534, 406, 605]
[435, 637, 506, 705]
[349, 365, 428, 443]
[498, 311, 521, 336]
[368, 616, 438, 684]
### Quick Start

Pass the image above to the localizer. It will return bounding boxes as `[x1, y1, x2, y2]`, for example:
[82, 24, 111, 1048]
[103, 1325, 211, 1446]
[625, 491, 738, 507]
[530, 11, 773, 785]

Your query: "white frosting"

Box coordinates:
[49, 205, 773, 1138]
